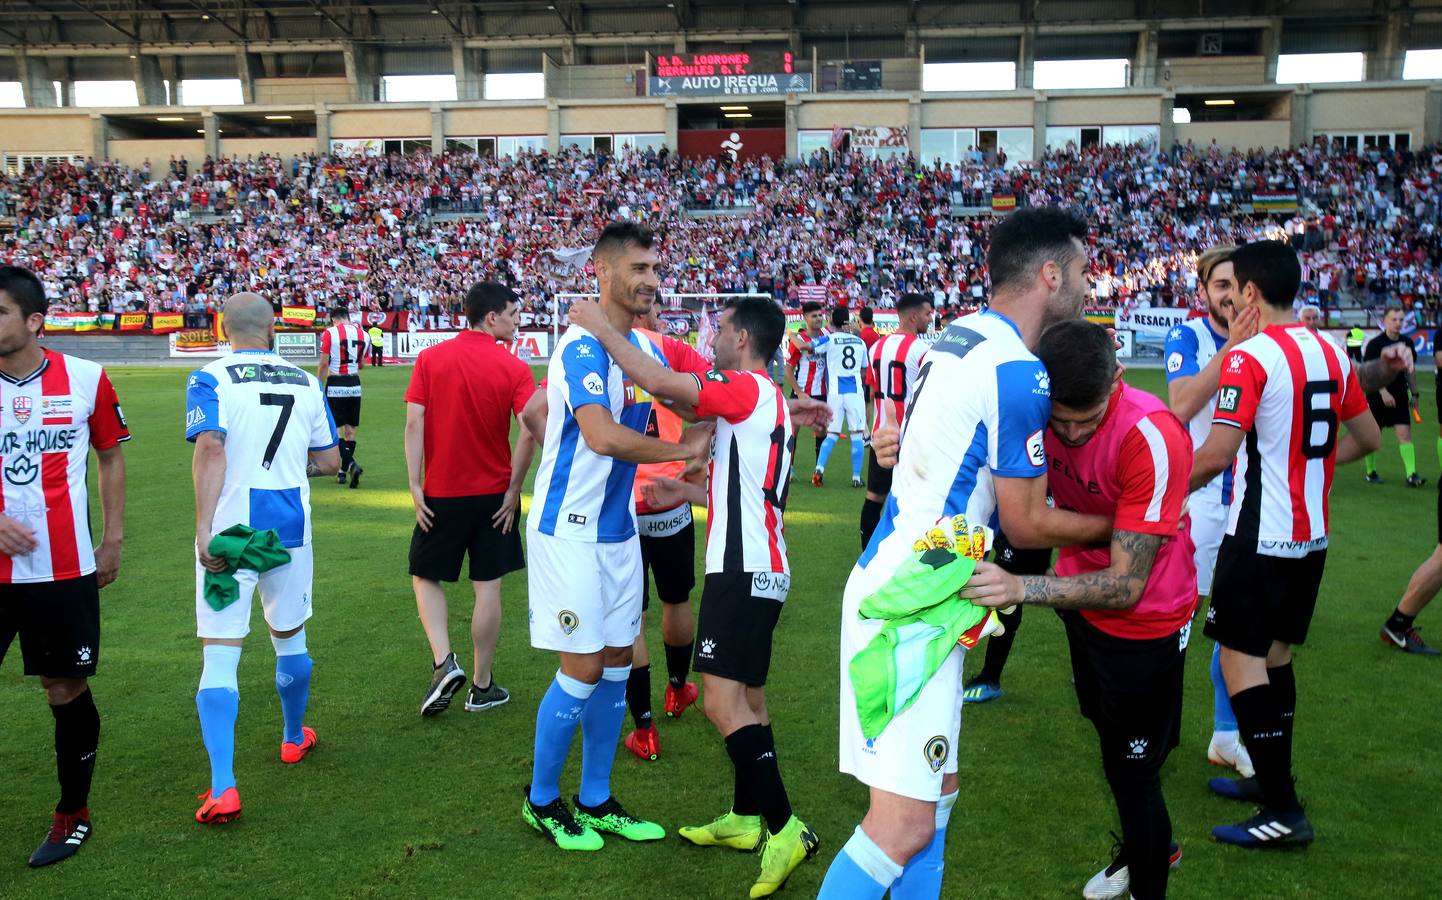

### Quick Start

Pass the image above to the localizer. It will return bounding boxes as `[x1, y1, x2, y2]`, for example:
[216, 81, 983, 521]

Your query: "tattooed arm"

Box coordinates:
[960, 529, 1163, 611]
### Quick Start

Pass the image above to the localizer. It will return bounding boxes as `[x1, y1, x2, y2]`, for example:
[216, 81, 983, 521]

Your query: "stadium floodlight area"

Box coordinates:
[73, 80, 140, 107]
[178, 79, 244, 106]
[381, 74, 458, 103]
[0, 83, 23, 108]
[484, 73, 545, 100]
[1276, 52, 1365, 84]
[1403, 49, 1442, 80]
[922, 62, 1017, 93]
[1033, 59, 1129, 90]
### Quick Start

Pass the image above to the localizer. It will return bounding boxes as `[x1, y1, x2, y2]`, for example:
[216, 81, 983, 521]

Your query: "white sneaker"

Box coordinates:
[1082, 841, 1182, 899]
[1207, 731, 1256, 778]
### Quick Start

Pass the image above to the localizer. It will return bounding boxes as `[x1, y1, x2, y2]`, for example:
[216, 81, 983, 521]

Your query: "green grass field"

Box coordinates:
[2, 364, 1440, 899]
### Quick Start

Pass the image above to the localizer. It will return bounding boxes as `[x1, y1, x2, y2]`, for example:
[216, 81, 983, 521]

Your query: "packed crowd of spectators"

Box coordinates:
[1, 135, 1439, 329]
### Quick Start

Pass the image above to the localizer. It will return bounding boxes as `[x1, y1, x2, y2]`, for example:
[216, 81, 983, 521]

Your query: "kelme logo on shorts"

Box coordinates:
[558, 610, 579, 635]
[924, 736, 948, 773]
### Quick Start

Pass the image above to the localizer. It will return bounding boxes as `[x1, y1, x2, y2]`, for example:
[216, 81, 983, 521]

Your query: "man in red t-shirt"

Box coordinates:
[405, 282, 536, 717]
[964, 321, 1195, 900]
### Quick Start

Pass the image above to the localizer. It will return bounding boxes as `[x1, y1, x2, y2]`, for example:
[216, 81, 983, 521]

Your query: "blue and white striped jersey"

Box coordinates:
[1165, 316, 1234, 505]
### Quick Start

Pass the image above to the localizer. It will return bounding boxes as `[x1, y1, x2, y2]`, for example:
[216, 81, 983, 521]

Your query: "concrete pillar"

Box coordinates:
[453, 40, 481, 101]
[561, 39, 577, 67]
[315, 104, 331, 155]
[237, 49, 263, 105]
[1159, 94, 1175, 150]
[1032, 95, 1048, 158]
[134, 54, 167, 106]
[343, 44, 375, 103]
[665, 99, 679, 153]
[907, 95, 922, 158]
[1369, 11, 1407, 82]
[431, 104, 445, 154]
[17, 51, 58, 107]
[784, 96, 799, 159]
[1262, 18, 1281, 84]
[1289, 87, 1311, 148]
[202, 111, 220, 159]
[1018, 28, 1035, 90]
[1134, 28, 1158, 88]
[546, 99, 561, 153]
[158, 56, 178, 104]
[90, 113, 107, 161]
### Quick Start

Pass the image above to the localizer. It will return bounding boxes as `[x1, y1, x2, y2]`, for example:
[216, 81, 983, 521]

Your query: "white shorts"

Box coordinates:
[827, 390, 868, 435]
[195, 542, 314, 640]
[1190, 495, 1228, 597]
[837, 563, 964, 802]
[527, 530, 643, 653]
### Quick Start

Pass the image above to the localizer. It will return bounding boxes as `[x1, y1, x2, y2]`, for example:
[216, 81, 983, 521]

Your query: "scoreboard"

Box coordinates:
[653, 49, 795, 78]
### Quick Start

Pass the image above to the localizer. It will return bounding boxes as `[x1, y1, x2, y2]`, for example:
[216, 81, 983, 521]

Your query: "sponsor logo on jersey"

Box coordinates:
[705, 369, 730, 383]
[751, 571, 790, 600]
[567, 513, 588, 525]
[1226, 353, 1245, 373]
[1217, 386, 1242, 413]
[1167, 352, 1184, 373]
[582, 373, 605, 395]
[186, 407, 207, 429]
[1033, 369, 1050, 396]
[1026, 428, 1046, 467]
[3, 455, 39, 486]
[226, 363, 309, 386]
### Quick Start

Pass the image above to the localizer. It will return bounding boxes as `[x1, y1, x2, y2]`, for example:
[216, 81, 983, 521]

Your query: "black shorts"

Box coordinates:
[993, 531, 1052, 575]
[693, 571, 787, 687]
[326, 374, 363, 428]
[1062, 610, 1186, 774]
[1203, 537, 1327, 657]
[1368, 393, 1410, 428]
[639, 513, 696, 611]
[0, 574, 101, 678]
[408, 493, 524, 583]
[865, 448, 892, 495]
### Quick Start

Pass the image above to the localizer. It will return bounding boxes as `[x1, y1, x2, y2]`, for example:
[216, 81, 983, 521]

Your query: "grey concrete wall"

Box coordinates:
[38, 334, 172, 363]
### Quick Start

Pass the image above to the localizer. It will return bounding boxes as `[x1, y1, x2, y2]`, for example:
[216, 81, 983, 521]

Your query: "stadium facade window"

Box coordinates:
[797, 130, 831, 160]
[1316, 131, 1411, 151]
[1033, 59, 1129, 90]
[52, 81, 63, 106]
[381, 75, 458, 103]
[994, 128, 1034, 167]
[178, 79, 244, 106]
[616, 133, 665, 153]
[1275, 53, 1364, 85]
[1102, 124, 1160, 149]
[3, 153, 84, 175]
[0, 82, 24, 108]
[920, 128, 978, 165]
[921, 62, 1017, 93]
[1403, 49, 1442, 80]
[484, 73, 545, 100]
[73, 81, 140, 108]
[560, 135, 595, 153]
[496, 136, 545, 157]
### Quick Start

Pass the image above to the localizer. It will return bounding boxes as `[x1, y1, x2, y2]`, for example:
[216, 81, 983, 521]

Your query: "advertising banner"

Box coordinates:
[151, 313, 185, 333]
[392, 330, 552, 360]
[649, 73, 812, 96]
[274, 333, 317, 359]
[850, 126, 908, 150]
[168, 330, 232, 358]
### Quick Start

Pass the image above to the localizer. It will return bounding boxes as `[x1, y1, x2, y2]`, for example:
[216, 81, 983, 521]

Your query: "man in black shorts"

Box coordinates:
[0, 265, 130, 866]
[404, 283, 537, 716]
[1362, 304, 1422, 487]
[317, 307, 368, 488]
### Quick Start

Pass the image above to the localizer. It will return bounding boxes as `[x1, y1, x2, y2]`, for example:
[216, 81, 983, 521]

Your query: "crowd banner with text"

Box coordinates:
[119, 313, 148, 331]
[151, 313, 185, 333]
[168, 329, 232, 358]
[1116, 306, 1194, 344]
[281, 306, 317, 326]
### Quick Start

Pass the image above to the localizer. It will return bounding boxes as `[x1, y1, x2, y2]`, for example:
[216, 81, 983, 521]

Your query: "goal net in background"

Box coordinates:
[551, 293, 774, 360]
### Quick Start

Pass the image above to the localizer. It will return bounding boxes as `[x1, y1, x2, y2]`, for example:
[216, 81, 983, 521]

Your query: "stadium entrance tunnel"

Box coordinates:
[678, 102, 785, 164]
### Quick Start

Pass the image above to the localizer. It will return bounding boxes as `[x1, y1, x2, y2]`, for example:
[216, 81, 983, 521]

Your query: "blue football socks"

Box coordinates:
[579, 666, 630, 808]
[529, 671, 596, 806]
[817, 434, 839, 471]
[1211, 642, 1237, 732]
[891, 790, 957, 899]
[272, 629, 312, 746]
[196, 644, 242, 795]
[850, 434, 864, 479]
[817, 826, 904, 899]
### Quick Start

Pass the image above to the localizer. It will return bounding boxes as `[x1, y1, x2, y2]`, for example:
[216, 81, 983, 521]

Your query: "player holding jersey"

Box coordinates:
[860, 293, 932, 548]
[0, 266, 129, 868]
[1190, 241, 1379, 847]
[317, 308, 367, 488]
[522, 223, 703, 852]
[187, 293, 341, 825]
[807, 307, 870, 488]
[568, 294, 824, 899]
[1162, 245, 1261, 779]
[818, 209, 1112, 900]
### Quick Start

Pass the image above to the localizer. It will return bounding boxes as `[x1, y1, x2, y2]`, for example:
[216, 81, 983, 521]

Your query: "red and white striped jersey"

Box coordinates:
[319, 322, 367, 376]
[1213, 323, 1368, 558]
[0, 350, 130, 583]
[691, 369, 793, 577]
[786, 329, 829, 396]
[870, 332, 929, 430]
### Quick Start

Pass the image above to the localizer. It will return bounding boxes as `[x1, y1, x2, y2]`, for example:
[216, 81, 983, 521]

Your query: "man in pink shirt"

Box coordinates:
[963, 319, 1196, 900]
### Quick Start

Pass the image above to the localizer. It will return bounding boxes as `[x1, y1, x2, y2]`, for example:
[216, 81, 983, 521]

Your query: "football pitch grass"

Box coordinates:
[2, 363, 1440, 899]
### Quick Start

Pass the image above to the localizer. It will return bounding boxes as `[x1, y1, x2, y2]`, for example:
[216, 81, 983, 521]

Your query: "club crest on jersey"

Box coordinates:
[924, 736, 948, 773]
[1218, 386, 1242, 413]
[558, 610, 580, 635]
[12, 396, 31, 424]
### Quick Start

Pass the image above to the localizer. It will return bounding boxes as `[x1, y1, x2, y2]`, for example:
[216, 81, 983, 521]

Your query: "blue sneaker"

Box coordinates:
[1212, 808, 1313, 848]
[962, 678, 1002, 704]
[1208, 776, 1263, 803]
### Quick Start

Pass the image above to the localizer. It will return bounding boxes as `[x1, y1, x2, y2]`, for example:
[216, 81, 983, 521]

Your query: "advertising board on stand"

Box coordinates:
[387, 330, 552, 361]
[274, 333, 317, 359]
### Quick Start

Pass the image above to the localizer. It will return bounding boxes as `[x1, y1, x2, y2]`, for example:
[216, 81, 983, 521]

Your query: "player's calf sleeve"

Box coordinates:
[859, 497, 883, 550]
[578, 666, 629, 808]
[51, 688, 100, 815]
[663, 640, 693, 687]
[817, 434, 839, 470]
[1210, 642, 1237, 733]
[197, 644, 242, 795]
[530, 671, 596, 806]
[890, 790, 956, 900]
[850, 434, 864, 478]
[817, 826, 904, 900]
[625, 664, 653, 729]
[1400, 441, 1417, 477]
[272, 630, 312, 746]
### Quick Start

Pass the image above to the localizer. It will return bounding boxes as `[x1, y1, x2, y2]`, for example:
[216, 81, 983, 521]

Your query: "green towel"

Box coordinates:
[202, 525, 292, 611]
[849, 547, 995, 740]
